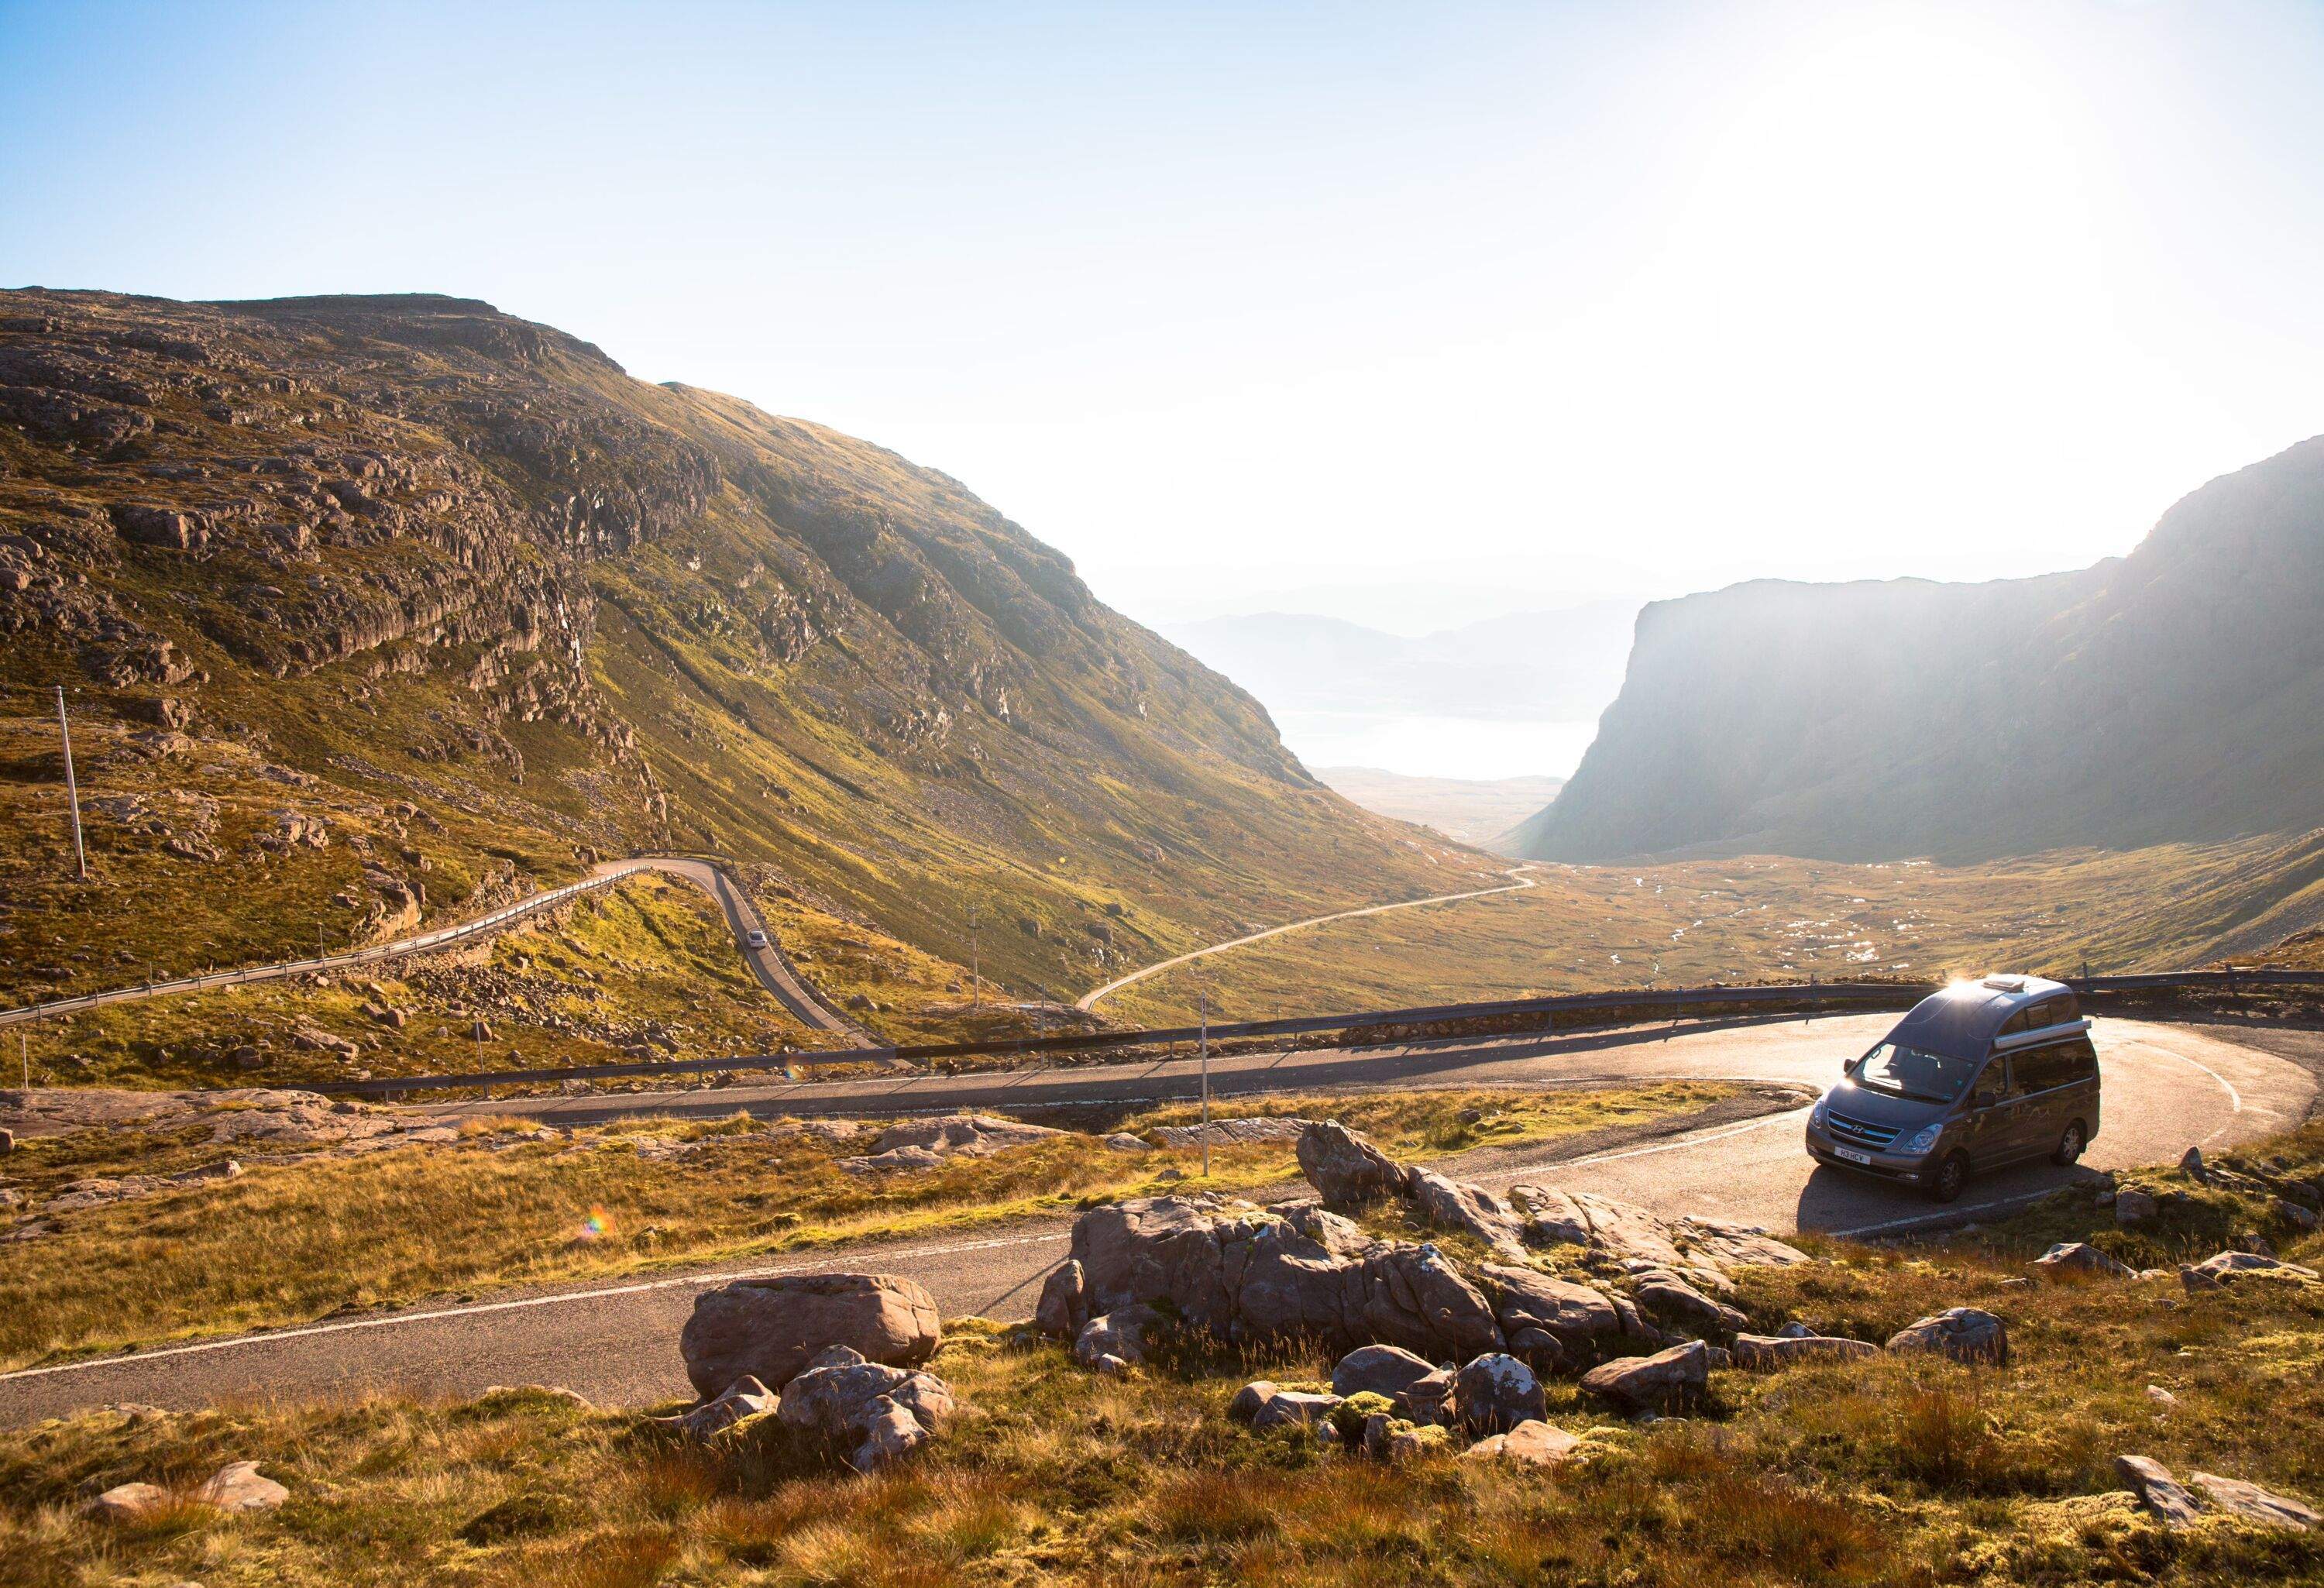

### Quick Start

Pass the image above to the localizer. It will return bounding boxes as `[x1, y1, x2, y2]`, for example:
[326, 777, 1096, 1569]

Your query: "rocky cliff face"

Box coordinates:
[0, 290, 1477, 997]
[1512, 435, 2324, 863]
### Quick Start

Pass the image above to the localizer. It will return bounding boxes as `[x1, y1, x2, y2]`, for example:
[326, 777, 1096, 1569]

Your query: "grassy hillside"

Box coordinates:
[1103, 832, 2324, 1024]
[0, 290, 1482, 1024]
[1514, 435, 2324, 865]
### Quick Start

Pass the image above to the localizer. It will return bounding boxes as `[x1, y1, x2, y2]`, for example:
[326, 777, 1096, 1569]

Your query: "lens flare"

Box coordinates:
[576, 1205, 613, 1242]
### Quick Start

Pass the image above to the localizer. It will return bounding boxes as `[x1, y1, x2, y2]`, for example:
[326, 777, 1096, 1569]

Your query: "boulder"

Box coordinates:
[869, 1114, 1064, 1159]
[1632, 1270, 1748, 1336]
[1884, 1308, 2009, 1366]
[1034, 1259, 1087, 1338]
[679, 1272, 940, 1397]
[1249, 1389, 1341, 1432]
[1332, 1343, 1440, 1400]
[1452, 1353, 1547, 1435]
[2116, 1455, 2205, 1528]
[655, 1375, 772, 1440]
[1578, 1341, 1709, 1414]
[1102, 1133, 1151, 1153]
[2181, 1250, 2319, 1289]
[1405, 1167, 1530, 1260]
[2113, 1188, 2158, 1225]
[1296, 1121, 1410, 1206]
[837, 1145, 946, 1175]
[1226, 1380, 1281, 1423]
[1154, 1116, 1315, 1147]
[1061, 1194, 1503, 1362]
[776, 1359, 954, 1472]
[87, 1482, 171, 1521]
[1393, 1366, 1456, 1427]
[2031, 1242, 2136, 1281]
[1464, 1419, 1584, 1466]
[2189, 1472, 2319, 1531]
[1508, 1185, 1805, 1293]
[1473, 1264, 1625, 1366]
[194, 1461, 288, 1514]
[1072, 1306, 1159, 1369]
[1730, 1333, 1878, 1370]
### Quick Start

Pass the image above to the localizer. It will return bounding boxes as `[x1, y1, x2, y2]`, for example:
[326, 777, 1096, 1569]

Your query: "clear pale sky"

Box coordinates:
[5, 0, 2321, 634]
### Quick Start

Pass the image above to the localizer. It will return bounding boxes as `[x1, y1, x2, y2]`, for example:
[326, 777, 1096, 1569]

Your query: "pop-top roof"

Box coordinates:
[1885, 974, 2072, 1062]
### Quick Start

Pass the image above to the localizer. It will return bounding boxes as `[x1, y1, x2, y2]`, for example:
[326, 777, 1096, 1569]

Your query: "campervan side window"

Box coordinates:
[2013, 1037, 2095, 1094]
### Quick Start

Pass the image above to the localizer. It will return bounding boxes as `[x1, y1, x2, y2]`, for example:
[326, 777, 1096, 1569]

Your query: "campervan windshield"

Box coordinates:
[1854, 1042, 1978, 1104]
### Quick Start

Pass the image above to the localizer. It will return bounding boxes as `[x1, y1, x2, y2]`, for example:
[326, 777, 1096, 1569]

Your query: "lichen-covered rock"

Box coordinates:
[776, 1359, 954, 1472]
[1473, 1263, 1627, 1366]
[1452, 1353, 1547, 1436]
[1885, 1308, 2009, 1365]
[679, 1272, 940, 1397]
[1249, 1390, 1342, 1432]
[655, 1375, 772, 1440]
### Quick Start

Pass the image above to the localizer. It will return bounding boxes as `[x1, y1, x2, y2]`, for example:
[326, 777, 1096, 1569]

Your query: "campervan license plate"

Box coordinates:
[1834, 1147, 1872, 1165]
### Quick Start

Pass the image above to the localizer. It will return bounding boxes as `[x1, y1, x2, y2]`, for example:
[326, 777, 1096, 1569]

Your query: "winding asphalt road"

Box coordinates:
[0, 855, 872, 1046]
[2, 1010, 2312, 1426]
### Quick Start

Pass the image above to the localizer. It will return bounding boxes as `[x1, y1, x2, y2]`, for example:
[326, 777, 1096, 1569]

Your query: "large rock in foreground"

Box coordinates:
[680, 1273, 940, 1398]
[1055, 1193, 1503, 1361]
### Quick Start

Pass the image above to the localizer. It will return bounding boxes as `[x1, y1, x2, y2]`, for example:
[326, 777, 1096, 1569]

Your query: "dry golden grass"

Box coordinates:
[0, 1082, 1741, 1370]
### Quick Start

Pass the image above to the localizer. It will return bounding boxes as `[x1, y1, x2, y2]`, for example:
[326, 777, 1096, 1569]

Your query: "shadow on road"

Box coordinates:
[1794, 1158, 2108, 1235]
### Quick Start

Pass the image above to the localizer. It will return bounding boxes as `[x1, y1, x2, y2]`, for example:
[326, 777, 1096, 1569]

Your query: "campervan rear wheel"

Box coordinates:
[2051, 1121, 2086, 1167]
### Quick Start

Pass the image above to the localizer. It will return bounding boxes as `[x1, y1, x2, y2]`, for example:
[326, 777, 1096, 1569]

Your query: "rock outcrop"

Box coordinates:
[775, 1346, 954, 1472]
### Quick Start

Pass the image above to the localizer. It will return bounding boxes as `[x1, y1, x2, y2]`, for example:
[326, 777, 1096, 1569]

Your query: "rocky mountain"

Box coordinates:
[1511, 435, 2324, 864]
[0, 290, 1485, 1004]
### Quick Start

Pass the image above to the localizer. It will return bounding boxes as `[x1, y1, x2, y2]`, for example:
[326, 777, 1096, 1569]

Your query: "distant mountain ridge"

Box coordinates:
[1512, 435, 2324, 864]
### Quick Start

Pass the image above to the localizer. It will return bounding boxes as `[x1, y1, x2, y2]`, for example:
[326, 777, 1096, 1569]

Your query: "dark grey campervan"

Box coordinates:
[1803, 974, 2101, 1202]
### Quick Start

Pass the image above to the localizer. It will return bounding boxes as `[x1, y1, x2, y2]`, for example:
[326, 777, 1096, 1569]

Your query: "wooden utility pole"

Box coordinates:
[55, 687, 86, 881]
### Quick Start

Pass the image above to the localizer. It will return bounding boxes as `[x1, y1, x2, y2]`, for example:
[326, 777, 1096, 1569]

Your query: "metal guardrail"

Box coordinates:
[305, 966, 2324, 1098]
[0, 864, 653, 1029]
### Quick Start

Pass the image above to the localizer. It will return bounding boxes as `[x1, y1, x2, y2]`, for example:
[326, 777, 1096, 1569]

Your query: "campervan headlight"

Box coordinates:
[1809, 1095, 1830, 1128]
[1901, 1122, 1944, 1157]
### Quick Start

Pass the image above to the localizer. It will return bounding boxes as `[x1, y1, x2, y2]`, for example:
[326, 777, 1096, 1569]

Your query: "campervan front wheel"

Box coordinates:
[2051, 1121, 2086, 1167]
[1927, 1151, 1971, 1203]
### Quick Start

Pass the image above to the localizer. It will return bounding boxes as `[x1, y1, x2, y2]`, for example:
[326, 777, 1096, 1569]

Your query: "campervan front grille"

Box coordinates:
[1825, 1112, 1902, 1150]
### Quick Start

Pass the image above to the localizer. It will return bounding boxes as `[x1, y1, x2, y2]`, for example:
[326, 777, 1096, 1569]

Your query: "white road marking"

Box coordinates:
[0, 1229, 1070, 1386]
[1829, 1191, 2054, 1238]
[1466, 1108, 1809, 1184]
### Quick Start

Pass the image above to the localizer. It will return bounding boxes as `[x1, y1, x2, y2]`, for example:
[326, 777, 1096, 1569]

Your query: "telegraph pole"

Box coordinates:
[1197, 967, 1212, 1179]
[55, 687, 86, 881]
